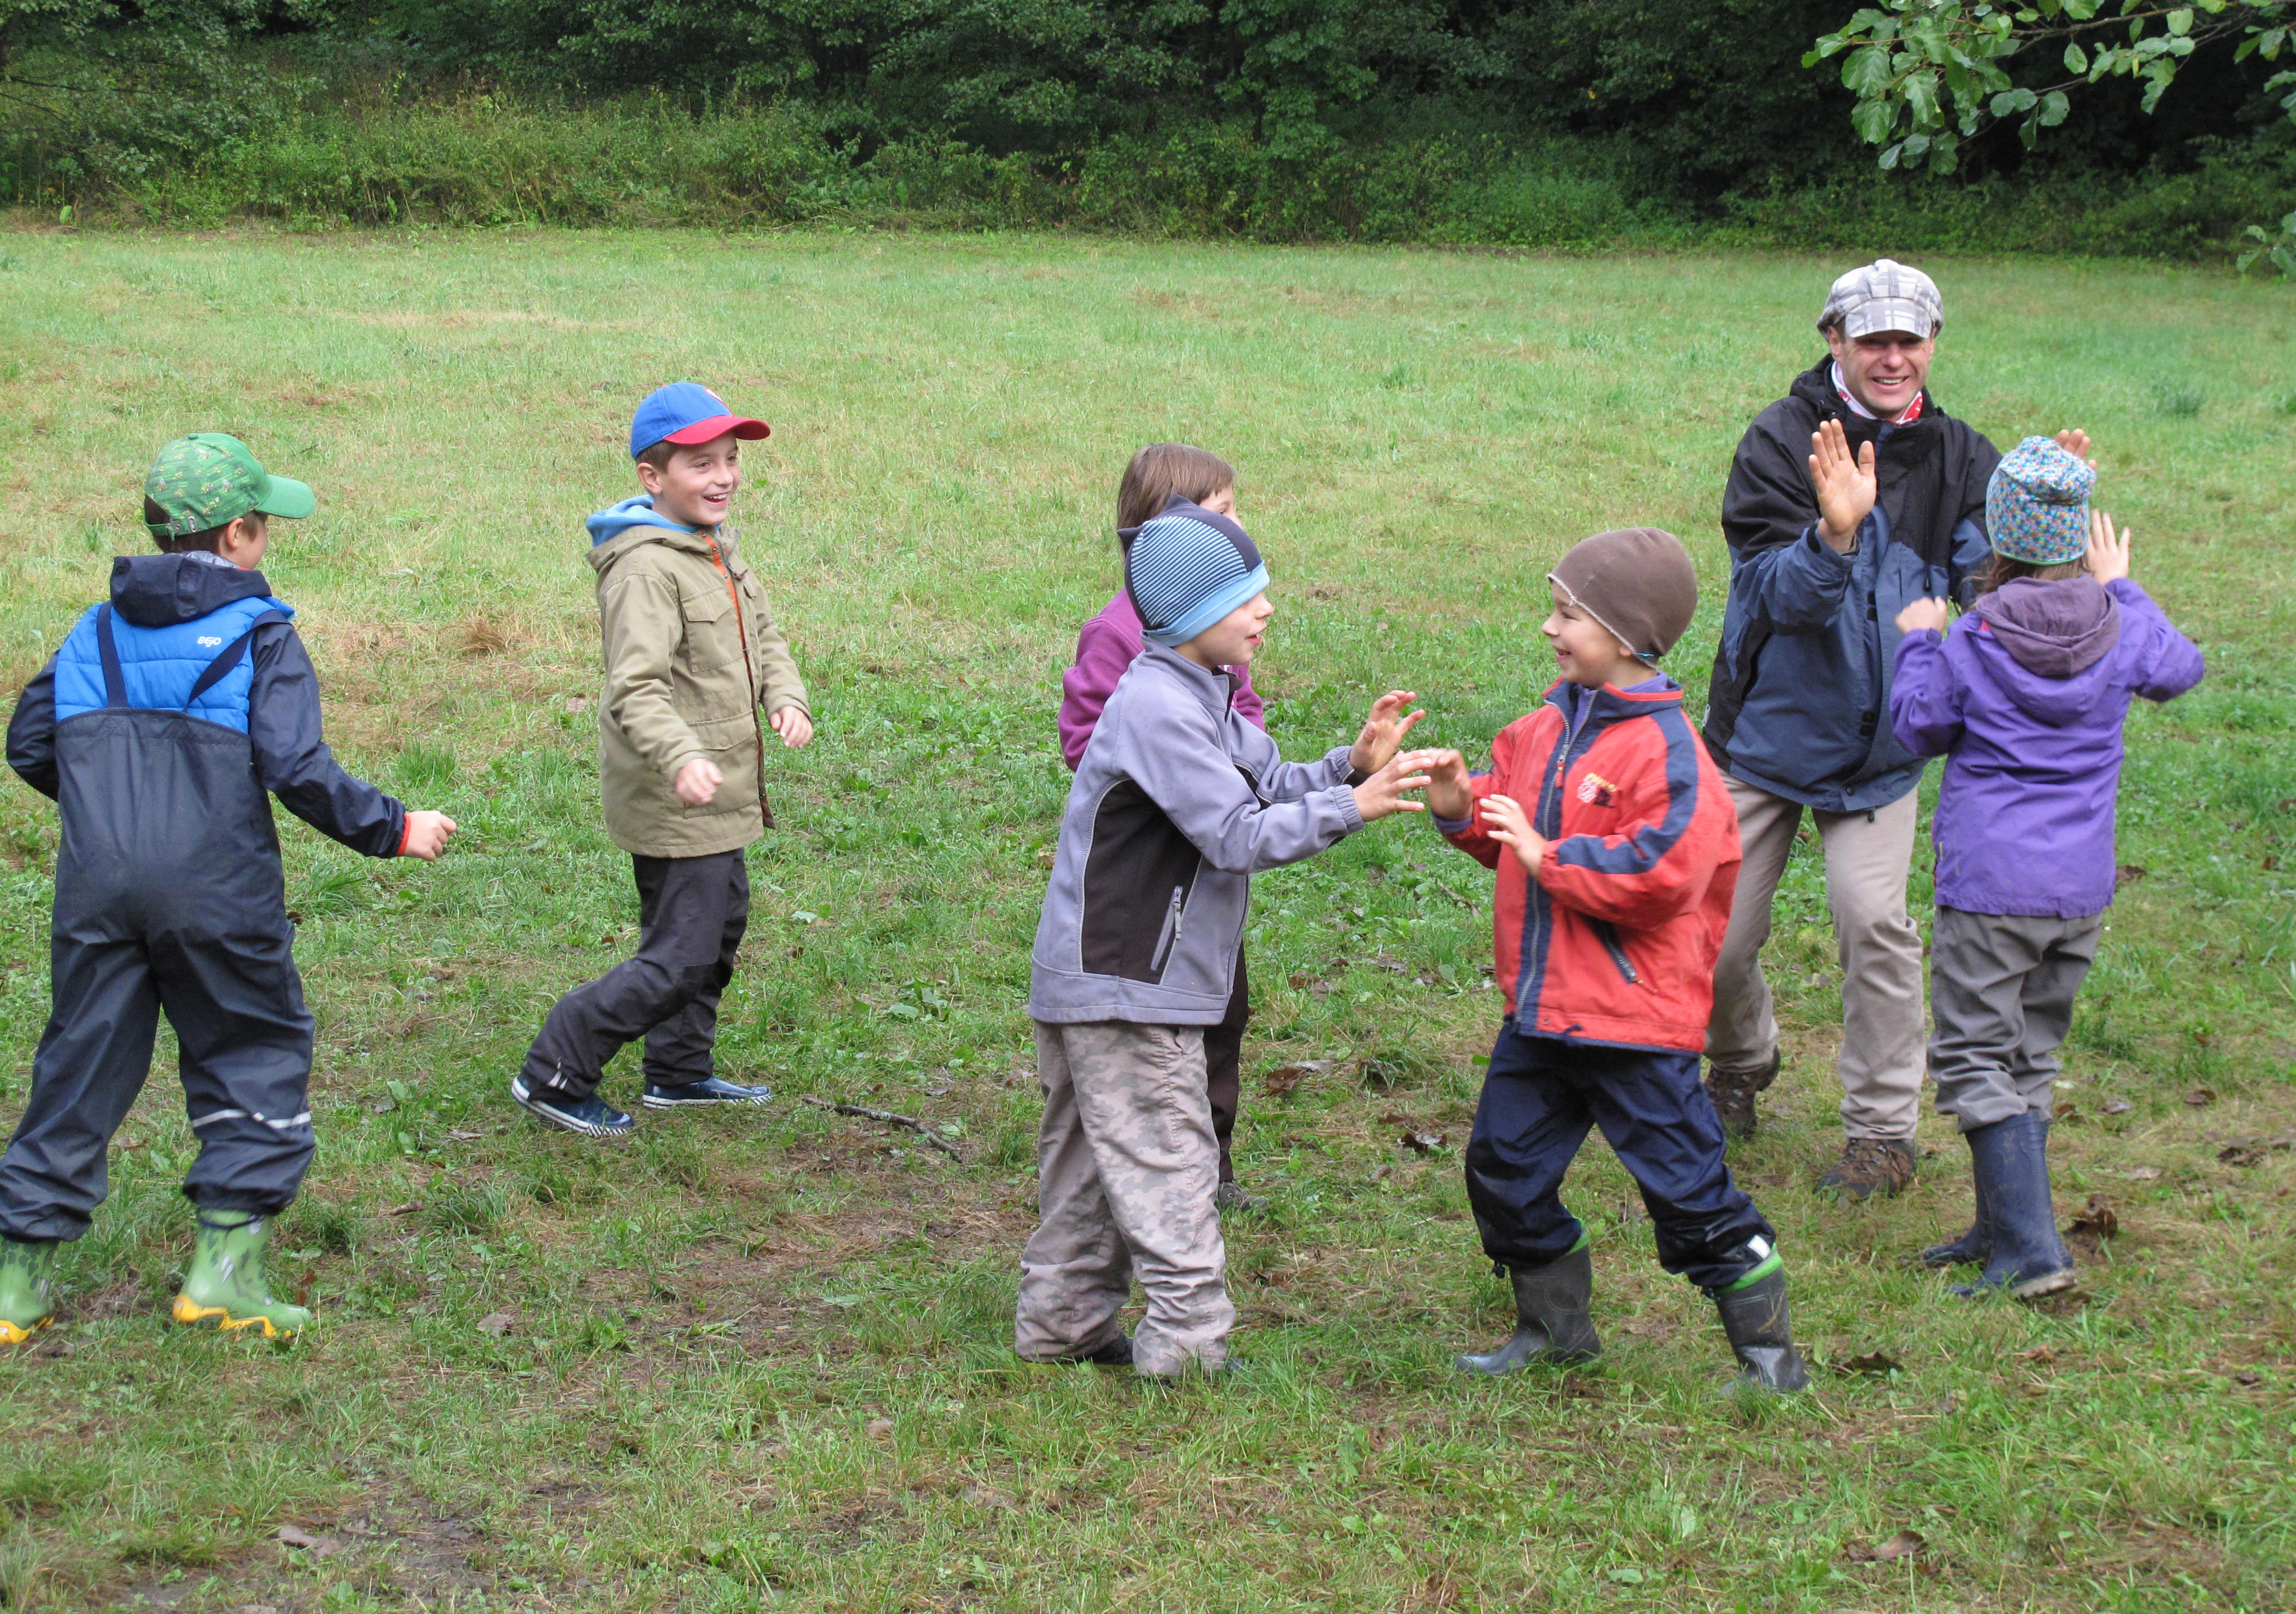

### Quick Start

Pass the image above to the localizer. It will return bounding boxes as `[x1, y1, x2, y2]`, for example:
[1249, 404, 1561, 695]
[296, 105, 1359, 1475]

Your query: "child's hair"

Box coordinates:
[1973, 552, 2086, 595]
[1115, 443, 1234, 536]
[144, 496, 240, 555]
[634, 439, 680, 475]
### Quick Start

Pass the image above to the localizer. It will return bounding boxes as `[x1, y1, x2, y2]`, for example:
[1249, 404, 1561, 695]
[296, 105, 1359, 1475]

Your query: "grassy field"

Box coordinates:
[0, 231, 2290, 1613]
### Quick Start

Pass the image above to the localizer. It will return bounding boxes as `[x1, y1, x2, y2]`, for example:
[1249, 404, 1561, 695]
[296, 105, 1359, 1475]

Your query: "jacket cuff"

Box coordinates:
[1332, 782, 1365, 834]
[394, 813, 411, 857]
[1432, 812, 1475, 836]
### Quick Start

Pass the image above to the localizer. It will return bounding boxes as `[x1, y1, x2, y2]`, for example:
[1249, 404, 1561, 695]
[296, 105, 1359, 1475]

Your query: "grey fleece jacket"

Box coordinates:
[1028, 644, 1365, 1025]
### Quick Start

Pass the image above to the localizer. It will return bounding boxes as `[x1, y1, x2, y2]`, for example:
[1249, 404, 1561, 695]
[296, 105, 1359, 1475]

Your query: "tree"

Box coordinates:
[1806, 1, 2295, 271]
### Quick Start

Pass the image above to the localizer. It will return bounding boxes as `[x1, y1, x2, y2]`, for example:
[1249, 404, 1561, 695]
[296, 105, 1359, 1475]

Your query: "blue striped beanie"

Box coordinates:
[1125, 497, 1270, 648]
[1986, 436, 2095, 565]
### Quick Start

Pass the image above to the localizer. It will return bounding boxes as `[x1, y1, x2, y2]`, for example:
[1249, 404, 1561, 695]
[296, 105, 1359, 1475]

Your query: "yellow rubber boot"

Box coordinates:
[172, 1210, 311, 1340]
[0, 1237, 57, 1345]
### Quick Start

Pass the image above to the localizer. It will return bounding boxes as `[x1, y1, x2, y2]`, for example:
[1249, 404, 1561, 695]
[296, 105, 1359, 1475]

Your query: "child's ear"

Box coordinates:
[635, 460, 663, 496]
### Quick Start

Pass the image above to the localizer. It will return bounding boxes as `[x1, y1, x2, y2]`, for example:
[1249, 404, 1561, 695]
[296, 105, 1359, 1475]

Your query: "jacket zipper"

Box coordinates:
[1149, 885, 1185, 974]
[1593, 919, 1640, 985]
[1523, 697, 1598, 1017]
[707, 531, 769, 811]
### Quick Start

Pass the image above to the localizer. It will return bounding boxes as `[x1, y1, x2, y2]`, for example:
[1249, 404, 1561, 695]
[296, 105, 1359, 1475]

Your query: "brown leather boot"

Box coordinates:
[1815, 1137, 1917, 1202]
[1701, 1051, 1780, 1141]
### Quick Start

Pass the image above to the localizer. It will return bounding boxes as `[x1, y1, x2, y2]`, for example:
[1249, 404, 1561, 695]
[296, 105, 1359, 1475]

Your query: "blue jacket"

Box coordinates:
[1703, 360, 2000, 813]
[7, 553, 406, 943]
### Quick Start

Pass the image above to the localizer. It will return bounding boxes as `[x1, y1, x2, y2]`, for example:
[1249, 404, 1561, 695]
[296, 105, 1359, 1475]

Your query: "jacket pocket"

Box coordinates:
[678, 586, 746, 682]
[1592, 919, 1640, 986]
[1080, 779, 1202, 984]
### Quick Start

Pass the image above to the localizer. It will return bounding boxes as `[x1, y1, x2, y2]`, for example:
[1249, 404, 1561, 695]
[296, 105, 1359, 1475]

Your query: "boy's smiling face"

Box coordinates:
[1176, 591, 1273, 671]
[1541, 582, 1645, 689]
[638, 434, 743, 528]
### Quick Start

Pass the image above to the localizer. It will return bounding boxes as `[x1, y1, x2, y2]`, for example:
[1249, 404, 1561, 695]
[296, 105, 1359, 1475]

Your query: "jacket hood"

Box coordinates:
[1972, 575, 2120, 678]
[109, 552, 283, 630]
[1962, 576, 2123, 727]
[585, 495, 725, 575]
[587, 495, 697, 548]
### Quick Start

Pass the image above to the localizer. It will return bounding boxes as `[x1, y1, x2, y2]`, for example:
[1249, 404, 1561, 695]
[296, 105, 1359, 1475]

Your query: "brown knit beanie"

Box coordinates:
[1547, 527, 1699, 663]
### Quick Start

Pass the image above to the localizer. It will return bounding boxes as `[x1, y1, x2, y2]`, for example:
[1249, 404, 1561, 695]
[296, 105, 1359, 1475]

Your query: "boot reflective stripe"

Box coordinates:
[1746, 1235, 1772, 1260]
[189, 1109, 312, 1131]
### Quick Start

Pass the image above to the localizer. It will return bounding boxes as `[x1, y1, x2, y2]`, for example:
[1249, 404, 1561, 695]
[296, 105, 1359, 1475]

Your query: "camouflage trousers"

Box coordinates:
[1015, 1020, 1233, 1378]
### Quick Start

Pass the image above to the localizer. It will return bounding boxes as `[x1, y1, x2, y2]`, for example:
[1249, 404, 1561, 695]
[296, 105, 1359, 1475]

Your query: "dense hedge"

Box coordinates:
[3, 0, 2293, 247]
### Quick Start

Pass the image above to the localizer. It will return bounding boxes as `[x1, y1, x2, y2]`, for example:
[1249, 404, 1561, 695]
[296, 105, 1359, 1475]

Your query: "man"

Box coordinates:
[1699, 259, 2006, 1200]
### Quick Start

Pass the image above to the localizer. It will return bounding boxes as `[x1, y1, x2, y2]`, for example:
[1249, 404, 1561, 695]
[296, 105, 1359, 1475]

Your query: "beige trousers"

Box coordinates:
[1705, 776, 1925, 1141]
[1015, 1020, 1233, 1378]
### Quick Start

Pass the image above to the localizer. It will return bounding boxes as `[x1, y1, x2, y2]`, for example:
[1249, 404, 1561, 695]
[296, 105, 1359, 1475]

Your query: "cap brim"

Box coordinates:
[663, 414, 770, 444]
[254, 475, 315, 520]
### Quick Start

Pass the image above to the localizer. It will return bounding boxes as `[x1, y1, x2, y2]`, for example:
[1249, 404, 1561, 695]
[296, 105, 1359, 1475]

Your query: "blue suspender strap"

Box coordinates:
[94, 606, 128, 708]
[182, 610, 289, 710]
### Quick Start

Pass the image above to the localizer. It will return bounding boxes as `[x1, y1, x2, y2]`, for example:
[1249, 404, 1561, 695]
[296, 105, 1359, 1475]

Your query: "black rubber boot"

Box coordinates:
[1457, 1243, 1601, 1376]
[1919, 1119, 2046, 1269]
[1711, 1267, 1810, 1393]
[1950, 1112, 2076, 1300]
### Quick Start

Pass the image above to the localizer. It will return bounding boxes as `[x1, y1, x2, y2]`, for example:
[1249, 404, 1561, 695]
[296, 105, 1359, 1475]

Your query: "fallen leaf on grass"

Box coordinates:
[2052, 1100, 2080, 1122]
[276, 1526, 315, 1549]
[2127, 1166, 2162, 1181]
[2183, 1087, 2216, 1109]
[2103, 1098, 2133, 1115]
[386, 1201, 422, 1216]
[1838, 1350, 1903, 1376]
[477, 1312, 515, 1337]
[1262, 1060, 1332, 1098]
[446, 1129, 485, 1142]
[276, 1525, 343, 1558]
[1844, 1529, 1924, 1564]
[864, 1418, 894, 1439]
[2233, 1370, 2262, 1387]
[2114, 863, 2147, 887]
[2017, 1344, 2059, 1366]
[1400, 1130, 1448, 1155]
[2219, 1143, 2267, 1168]
[2065, 1194, 2118, 1252]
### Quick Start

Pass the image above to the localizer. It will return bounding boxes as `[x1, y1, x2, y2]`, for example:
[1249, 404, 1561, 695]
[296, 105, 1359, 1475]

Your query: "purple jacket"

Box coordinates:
[1890, 576, 2203, 918]
[1058, 591, 1264, 769]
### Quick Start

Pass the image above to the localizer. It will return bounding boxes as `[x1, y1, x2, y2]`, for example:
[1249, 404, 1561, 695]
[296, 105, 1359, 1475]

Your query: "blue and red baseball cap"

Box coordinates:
[628, 382, 770, 458]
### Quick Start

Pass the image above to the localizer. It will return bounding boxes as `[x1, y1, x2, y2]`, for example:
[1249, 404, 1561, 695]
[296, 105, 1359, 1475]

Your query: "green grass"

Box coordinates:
[0, 232, 2291, 1612]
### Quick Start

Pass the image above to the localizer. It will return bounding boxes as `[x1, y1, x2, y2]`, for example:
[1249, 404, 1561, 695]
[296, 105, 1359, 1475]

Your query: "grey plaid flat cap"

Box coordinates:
[1817, 258, 1943, 338]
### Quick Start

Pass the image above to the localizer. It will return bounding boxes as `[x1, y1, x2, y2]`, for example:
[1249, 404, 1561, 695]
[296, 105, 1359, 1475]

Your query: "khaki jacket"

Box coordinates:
[588, 523, 807, 859]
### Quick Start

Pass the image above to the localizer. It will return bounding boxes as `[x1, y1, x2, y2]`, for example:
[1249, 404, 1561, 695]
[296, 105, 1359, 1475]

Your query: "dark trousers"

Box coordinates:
[0, 923, 316, 1241]
[523, 850, 749, 1098]
[1205, 951, 1248, 1185]
[1465, 1019, 1775, 1292]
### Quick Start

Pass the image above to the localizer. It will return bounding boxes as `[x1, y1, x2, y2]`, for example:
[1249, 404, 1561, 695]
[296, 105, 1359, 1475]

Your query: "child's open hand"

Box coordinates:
[2053, 428, 2096, 467]
[1419, 749, 1474, 821]
[1478, 793, 1546, 875]
[2086, 509, 2131, 585]
[674, 756, 723, 806]
[400, 810, 457, 860]
[1809, 418, 1877, 553]
[1351, 747, 1440, 824]
[1894, 597, 1950, 636]
[770, 706, 814, 748]
[1349, 691, 1427, 778]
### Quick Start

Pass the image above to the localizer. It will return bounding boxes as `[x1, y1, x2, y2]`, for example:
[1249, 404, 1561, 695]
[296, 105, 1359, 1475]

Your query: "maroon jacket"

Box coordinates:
[1058, 591, 1264, 769]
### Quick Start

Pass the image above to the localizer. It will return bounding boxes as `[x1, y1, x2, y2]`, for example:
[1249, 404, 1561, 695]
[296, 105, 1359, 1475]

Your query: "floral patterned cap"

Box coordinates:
[1985, 436, 2095, 565]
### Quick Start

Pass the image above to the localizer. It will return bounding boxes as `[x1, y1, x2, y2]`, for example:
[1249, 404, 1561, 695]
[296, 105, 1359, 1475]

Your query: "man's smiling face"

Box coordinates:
[1825, 326, 1935, 421]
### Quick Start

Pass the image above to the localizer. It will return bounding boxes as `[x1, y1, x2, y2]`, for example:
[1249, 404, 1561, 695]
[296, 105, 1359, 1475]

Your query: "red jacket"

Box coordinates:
[1440, 680, 1741, 1053]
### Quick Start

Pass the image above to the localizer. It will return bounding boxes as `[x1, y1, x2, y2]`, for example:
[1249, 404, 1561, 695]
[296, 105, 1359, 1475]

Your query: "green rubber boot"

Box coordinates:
[172, 1210, 311, 1340]
[0, 1237, 58, 1345]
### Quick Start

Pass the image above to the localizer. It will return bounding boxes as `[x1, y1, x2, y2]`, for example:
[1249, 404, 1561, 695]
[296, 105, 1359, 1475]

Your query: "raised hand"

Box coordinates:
[1419, 748, 1474, 820]
[1894, 597, 1950, 635]
[2086, 509, 2131, 586]
[1478, 792, 1546, 875]
[1809, 418, 1877, 553]
[401, 810, 457, 860]
[1350, 690, 1428, 777]
[1351, 747, 1440, 824]
[2053, 428, 2096, 466]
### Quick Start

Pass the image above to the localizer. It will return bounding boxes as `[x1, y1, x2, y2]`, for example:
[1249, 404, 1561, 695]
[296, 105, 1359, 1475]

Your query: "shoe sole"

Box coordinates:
[511, 1081, 634, 1137]
[0, 1315, 50, 1346]
[2009, 1268, 2079, 1301]
[641, 1092, 772, 1110]
[171, 1295, 300, 1340]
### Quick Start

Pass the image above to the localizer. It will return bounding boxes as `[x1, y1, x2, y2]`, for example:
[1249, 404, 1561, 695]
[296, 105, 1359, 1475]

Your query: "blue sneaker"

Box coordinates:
[510, 1075, 635, 1138]
[643, 1076, 774, 1109]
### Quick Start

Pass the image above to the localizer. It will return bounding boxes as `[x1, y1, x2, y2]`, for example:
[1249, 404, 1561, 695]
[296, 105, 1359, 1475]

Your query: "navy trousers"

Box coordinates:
[1464, 1019, 1774, 1292]
[522, 850, 749, 1098]
[0, 921, 316, 1241]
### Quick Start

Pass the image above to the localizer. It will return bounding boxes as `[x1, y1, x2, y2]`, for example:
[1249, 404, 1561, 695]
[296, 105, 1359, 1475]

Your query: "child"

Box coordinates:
[1422, 528, 1807, 1392]
[0, 434, 455, 1342]
[1058, 443, 1269, 1210]
[1891, 437, 2203, 1299]
[513, 383, 812, 1138]
[1020, 498, 1437, 1380]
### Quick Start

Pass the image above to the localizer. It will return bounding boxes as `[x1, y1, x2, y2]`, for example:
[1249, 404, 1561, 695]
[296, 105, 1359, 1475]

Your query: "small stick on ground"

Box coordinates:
[799, 1095, 964, 1160]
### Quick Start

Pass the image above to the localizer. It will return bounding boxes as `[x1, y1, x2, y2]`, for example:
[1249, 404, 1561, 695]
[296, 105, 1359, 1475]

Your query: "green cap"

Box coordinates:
[143, 433, 316, 541]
